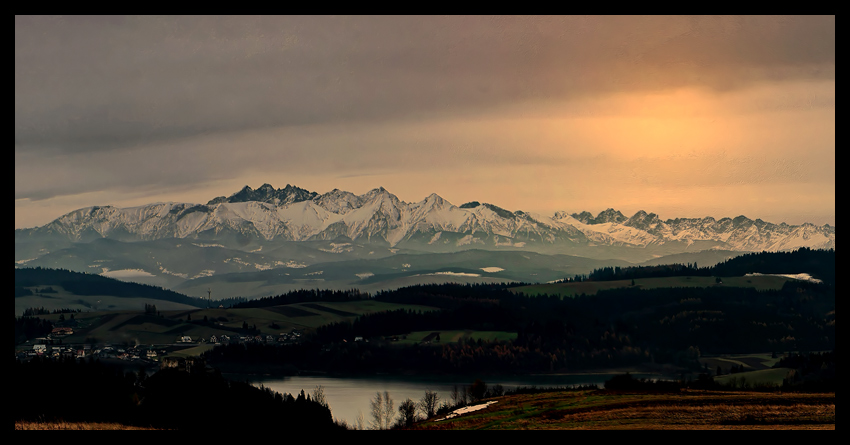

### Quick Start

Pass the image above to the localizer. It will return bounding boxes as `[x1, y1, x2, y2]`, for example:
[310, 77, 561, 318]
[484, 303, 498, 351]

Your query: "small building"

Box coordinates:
[51, 327, 74, 337]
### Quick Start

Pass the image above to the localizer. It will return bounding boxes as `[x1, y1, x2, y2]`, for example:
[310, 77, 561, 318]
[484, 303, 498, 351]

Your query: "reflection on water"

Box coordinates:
[241, 373, 660, 427]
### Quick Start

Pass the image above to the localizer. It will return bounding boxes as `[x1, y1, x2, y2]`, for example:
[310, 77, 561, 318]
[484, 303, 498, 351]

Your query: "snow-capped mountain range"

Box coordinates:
[17, 183, 835, 254]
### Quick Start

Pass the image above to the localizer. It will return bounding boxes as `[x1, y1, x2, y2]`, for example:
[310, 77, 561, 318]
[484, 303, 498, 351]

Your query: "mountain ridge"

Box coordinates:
[16, 184, 835, 256]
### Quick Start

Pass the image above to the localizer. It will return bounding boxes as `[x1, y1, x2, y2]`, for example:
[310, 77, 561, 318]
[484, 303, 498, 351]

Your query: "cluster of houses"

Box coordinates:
[18, 328, 306, 364]
[16, 343, 165, 362]
[178, 329, 303, 345]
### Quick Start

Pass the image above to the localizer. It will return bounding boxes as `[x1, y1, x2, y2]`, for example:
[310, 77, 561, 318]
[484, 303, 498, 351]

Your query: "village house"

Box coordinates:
[51, 327, 74, 337]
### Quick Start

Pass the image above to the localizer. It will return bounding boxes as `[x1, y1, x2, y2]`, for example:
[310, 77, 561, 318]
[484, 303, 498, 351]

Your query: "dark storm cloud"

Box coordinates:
[15, 15, 834, 155]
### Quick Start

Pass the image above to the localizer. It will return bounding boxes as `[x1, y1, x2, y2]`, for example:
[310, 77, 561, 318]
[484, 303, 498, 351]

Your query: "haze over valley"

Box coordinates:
[15, 183, 834, 300]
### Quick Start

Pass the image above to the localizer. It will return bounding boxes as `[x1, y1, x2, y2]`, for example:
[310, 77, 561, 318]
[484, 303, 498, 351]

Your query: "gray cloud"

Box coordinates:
[15, 15, 834, 155]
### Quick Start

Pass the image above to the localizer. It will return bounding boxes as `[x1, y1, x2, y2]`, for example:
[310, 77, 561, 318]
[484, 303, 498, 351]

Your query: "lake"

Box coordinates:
[242, 372, 663, 428]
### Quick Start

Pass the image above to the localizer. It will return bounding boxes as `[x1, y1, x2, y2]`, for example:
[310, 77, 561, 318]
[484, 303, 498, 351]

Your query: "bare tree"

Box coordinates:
[419, 389, 440, 419]
[382, 390, 394, 430]
[398, 398, 418, 428]
[355, 410, 366, 431]
[311, 385, 328, 409]
[450, 385, 460, 407]
[370, 391, 385, 430]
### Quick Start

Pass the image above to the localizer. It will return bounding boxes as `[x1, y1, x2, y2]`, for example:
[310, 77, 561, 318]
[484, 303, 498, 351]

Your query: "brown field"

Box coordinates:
[412, 389, 835, 430]
[15, 420, 165, 430]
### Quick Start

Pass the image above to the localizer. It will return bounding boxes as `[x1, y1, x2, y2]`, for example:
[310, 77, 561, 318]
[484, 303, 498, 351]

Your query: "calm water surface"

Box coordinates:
[242, 373, 661, 427]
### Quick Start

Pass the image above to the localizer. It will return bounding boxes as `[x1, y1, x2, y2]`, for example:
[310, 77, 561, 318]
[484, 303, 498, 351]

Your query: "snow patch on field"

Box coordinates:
[745, 272, 823, 283]
[436, 401, 498, 421]
[159, 266, 188, 279]
[456, 234, 484, 246]
[101, 269, 156, 278]
[480, 267, 504, 273]
[191, 270, 215, 279]
[284, 260, 308, 268]
[319, 242, 353, 253]
[16, 258, 38, 264]
[414, 271, 481, 277]
[305, 270, 324, 276]
[356, 272, 374, 279]
[192, 243, 226, 248]
[224, 257, 251, 266]
[429, 231, 442, 244]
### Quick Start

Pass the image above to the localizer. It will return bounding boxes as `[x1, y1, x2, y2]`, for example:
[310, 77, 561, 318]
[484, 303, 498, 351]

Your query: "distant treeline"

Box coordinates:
[231, 282, 534, 310]
[22, 307, 81, 316]
[14, 356, 342, 431]
[232, 288, 371, 308]
[14, 267, 247, 308]
[572, 248, 834, 285]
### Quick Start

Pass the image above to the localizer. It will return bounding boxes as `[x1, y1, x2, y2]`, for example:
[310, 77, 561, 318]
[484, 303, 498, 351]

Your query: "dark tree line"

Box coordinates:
[15, 316, 54, 345]
[579, 248, 835, 285]
[21, 307, 81, 316]
[233, 288, 371, 308]
[13, 356, 342, 431]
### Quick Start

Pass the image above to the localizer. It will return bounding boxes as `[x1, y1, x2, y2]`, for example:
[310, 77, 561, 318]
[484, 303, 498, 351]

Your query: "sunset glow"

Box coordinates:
[15, 16, 834, 228]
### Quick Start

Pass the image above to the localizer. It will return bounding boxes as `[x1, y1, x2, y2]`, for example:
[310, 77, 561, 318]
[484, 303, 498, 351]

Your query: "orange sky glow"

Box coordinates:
[16, 16, 834, 228]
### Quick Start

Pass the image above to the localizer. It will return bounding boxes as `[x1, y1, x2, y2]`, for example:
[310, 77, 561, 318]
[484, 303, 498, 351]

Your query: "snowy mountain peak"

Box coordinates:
[208, 183, 318, 206]
[624, 210, 662, 232]
[423, 193, 448, 206]
[569, 208, 629, 225]
[596, 208, 628, 224]
[361, 186, 402, 204]
[18, 184, 835, 254]
[562, 210, 590, 222]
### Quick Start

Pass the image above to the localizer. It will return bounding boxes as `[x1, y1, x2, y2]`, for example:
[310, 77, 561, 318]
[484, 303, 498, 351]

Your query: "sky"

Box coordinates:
[15, 15, 835, 229]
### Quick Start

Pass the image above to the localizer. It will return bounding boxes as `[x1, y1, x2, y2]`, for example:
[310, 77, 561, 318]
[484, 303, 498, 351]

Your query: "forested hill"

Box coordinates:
[15, 267, 245, 308]
[584, 248, 835, 285]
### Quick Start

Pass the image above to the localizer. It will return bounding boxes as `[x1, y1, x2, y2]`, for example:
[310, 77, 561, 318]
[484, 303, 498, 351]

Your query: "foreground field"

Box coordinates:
[413, 389, 835, 430]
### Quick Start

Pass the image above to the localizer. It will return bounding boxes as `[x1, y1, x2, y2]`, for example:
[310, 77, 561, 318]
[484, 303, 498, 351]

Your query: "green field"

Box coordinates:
[15, 285, 200, 317]
[699, 352, 782, 372]
[511, 275, 793, 298]
[714, 368, 793, 388]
